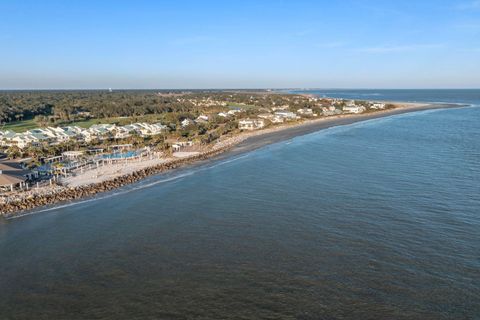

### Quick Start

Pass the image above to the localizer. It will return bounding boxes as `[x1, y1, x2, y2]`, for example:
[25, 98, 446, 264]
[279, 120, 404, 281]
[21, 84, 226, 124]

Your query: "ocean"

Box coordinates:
[0, 90, 479, 319]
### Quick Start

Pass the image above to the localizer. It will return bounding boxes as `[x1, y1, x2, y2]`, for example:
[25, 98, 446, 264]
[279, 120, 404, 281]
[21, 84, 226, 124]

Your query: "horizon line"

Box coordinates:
[1, 87, 480, 91]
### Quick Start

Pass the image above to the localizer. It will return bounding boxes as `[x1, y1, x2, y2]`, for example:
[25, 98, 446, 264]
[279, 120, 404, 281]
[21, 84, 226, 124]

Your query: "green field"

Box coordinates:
[227, 103, 258, 110]
[1, 119, 39, 133]
[1, 115, 165, 133]
[68, 117, 124, 128]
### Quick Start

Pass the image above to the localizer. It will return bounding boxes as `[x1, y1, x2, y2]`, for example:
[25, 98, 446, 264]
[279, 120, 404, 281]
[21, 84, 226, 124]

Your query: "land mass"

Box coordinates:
[0, 98, 462, 218]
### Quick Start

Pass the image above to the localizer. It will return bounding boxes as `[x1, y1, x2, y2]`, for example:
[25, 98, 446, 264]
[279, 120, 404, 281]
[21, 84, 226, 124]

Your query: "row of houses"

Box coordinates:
[181, 108, 247, 128]
[0, 122, 168, 149]
[342, 101, 386, 114]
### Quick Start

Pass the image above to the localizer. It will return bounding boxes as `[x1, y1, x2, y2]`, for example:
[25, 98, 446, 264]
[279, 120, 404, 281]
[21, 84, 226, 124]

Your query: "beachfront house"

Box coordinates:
[238, 118, 265, 130]
[171, 141, 194, 152]
[343, 105, 365, 114]
[258, 113, 284, 123]
[297, 108, 315, 116]
[274, 111, 298, 120]
[322, 107, 341, 116]
[371, 103, 386, 109]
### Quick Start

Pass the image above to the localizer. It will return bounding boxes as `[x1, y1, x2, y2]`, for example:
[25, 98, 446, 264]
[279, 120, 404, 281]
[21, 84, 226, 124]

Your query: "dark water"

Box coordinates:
[1, 91, 480, 319]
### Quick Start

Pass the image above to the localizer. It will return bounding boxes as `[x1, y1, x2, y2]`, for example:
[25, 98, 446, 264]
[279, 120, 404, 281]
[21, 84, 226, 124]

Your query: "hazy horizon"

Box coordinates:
[1, 88, 480, 92]
[1, 0, 480, 89]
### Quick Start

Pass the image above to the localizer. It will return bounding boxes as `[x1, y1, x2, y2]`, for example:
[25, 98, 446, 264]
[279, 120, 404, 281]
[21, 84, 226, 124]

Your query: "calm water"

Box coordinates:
[0, 90, 479, 319]
[293, 88, 480, 105]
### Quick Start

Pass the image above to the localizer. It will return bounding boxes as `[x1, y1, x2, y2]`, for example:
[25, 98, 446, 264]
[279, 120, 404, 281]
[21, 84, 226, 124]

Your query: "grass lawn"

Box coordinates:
[1, 115, 165, 133]
[70, 115, 164, 128]
[68, 117, 124, 128]
[1, 119, 39, 132]
[227, 103, 258, 110]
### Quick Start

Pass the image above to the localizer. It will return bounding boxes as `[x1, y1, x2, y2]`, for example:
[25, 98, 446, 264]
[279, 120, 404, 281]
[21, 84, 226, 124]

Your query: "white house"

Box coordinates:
[135, 122, 167, 136]
[114, 126, 132, 139]
[272, 105, 290, 111]
[258, 113, 284, 123]
[238, 118, 265, 130]
[227, 108, 244, 115]
[297, 108, 315, 116]
[274, 111, 298, 120]
[195, 115, 209, 123]
[346, 100, 357, 107]
[181, 119, 193, 127]
[171, 141, 194, 151]
[322, 107, 341, 116]
[371, 103, 386, 109]
[343, 106, 365, 114]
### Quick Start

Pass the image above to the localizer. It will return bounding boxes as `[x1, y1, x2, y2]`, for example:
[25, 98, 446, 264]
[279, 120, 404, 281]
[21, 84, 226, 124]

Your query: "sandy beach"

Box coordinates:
[60, 157, 170, 188]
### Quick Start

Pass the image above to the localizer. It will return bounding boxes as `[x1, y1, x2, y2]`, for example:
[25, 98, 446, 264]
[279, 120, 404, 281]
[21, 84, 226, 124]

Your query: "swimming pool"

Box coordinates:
[101, 151, 138, 159]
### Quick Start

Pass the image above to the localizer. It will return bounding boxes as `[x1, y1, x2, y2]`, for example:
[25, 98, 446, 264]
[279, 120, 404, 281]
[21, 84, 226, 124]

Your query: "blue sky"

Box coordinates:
[0, 0, 479, 89]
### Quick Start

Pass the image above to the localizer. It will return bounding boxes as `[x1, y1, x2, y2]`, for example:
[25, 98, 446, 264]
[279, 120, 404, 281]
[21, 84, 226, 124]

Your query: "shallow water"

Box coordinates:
[0, 94, 479, 319]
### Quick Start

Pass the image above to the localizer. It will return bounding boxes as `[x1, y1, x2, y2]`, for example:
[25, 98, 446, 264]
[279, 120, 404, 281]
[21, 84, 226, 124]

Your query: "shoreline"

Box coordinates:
[215, 101, 463, 158]
[1, 101, 465, 219]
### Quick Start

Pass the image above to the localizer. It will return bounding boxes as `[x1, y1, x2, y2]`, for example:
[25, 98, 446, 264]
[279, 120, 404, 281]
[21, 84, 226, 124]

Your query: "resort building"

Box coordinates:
[0, 121, 169, 149]
[238, 118, 265, 130]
